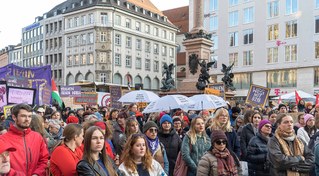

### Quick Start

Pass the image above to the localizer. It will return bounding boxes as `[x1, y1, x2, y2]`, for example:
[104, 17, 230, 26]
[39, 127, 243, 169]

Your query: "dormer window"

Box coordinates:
[80, 1, 84, 6]
[72, 3, 75, 8]
[156, 14, 159, 19]
[89, 0, 93, 4]
[117, 0, 120, 5]
[150, 12, 153, 17]
[62, 8, 66, 13]
[142, 9, 146, 14]
[135, 6, 138, 12]
[163, 16, 167, 22]
[43, 13, 47, 19]
[54, 11, 57, 16]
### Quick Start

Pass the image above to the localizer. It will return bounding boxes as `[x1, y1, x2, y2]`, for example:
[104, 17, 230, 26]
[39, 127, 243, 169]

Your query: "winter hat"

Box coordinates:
[304, 114, 314, 124]
[211, 130, 227, 144]
[48, 119, 61, 129]
[278, 104, 287, 110]
[160, 114, 173, 126]
[0, 142, 16, 154]
[142, 121, 158, 133]
[258, 119, 271, 131]
[231, 107, 241, 114]
[94, 121, 106, 130]
[94, 112, 102, 121]
[66, 116, 79, 124]
[306, 102, 313, 108]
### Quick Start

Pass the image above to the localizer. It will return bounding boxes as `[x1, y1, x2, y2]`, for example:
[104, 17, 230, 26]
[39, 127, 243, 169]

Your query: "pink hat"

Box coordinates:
[304, 114, 314, 124]
[258, 119, 271, 131]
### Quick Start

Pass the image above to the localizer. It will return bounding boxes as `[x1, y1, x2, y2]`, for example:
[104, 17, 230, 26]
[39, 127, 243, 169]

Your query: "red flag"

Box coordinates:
[278, 96, 282, 104]
[295, 90, 302, 104]
[316, 94, 319, 106]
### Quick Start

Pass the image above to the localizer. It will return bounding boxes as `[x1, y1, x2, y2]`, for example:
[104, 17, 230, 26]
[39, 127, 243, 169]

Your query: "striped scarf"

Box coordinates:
[212, 148, 238, 176]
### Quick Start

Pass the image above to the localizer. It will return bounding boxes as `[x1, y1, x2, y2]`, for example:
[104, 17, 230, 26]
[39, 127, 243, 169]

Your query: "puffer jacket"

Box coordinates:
[158, 128, 182, 176]
[240, 123, 256, 160]
[0, 125, 49, 176]
[267, 135, 314, 176]
[246, 133, 270, 176]
[181, 134, 211, 176]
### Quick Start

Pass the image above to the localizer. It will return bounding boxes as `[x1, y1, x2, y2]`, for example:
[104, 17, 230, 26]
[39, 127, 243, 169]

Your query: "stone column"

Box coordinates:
[191, 0, 204, 33]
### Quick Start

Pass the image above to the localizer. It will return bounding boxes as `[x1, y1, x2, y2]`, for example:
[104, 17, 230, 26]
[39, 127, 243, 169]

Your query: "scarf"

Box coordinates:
[212, 148, 238, 176]
[145, 136, 159, 155]
[275, 128, 304, 176]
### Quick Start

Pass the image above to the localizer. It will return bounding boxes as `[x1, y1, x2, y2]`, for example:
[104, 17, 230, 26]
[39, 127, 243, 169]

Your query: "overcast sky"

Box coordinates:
[0, 0, 189, 49]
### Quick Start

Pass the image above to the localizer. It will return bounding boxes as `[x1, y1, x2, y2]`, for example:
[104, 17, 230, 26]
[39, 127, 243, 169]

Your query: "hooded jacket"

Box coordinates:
[0, 125, 49, 176]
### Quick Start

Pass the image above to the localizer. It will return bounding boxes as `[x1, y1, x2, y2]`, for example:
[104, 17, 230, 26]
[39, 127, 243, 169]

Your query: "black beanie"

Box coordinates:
[142, 121, 158, 133]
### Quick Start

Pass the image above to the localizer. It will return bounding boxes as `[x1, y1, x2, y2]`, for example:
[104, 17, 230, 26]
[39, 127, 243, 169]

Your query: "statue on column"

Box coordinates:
[196, 60, 215, 90]
[221, 63, 236, 91]
[161, 63, 175, 91]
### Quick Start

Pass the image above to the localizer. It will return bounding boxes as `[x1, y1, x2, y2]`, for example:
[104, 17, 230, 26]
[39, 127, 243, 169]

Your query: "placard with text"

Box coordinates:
[245, 84, 270, 107]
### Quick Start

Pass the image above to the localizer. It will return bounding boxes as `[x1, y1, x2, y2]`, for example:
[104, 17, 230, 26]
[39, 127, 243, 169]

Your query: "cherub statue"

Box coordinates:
[161, 63, 175, 91]
[196, 60, 215, 90]
[221, 62, 236, 91]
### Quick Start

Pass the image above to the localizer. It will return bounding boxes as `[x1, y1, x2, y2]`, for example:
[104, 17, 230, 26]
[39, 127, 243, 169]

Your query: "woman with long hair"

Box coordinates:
[77, 126, 119, 176]
[30, 114, 56, 152]
[125, 117, 141, 138]
[197, 130, 238, 176]
[209, 108, 240, 157]
[240, 112, 263, 161]
[297, 114, 317, 146]
[119, 133, 166, 176]
[182, 117, 211, 176]
[50, 124, 83, 176]
[112, 111, 128, 156]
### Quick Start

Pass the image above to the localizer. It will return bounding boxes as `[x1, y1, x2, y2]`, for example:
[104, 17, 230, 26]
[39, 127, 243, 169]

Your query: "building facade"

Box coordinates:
[63, 0, 178, 90]
[188, 0, 319, 100]
[8, 44, 22, 66]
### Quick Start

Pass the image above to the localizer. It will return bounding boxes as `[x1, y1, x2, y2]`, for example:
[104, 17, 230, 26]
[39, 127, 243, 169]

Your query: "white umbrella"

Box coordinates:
[118, 90, 159, 103]
[186, 94, 227, 111]
[272, 90, 315, 102]
[142, 95, 194, 113]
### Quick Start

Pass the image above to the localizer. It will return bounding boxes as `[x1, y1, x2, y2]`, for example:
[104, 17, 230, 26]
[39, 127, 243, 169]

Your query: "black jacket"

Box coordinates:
[240, 123, 256, 161]
[77, 158, 123, 176]
[158, 128, 182, 176]
[267, 135, 314, 176]
[247, 133, 270, 176]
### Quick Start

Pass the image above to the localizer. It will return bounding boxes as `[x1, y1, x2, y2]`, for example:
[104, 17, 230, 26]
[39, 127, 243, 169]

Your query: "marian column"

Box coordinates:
[190, 0, 204, 33]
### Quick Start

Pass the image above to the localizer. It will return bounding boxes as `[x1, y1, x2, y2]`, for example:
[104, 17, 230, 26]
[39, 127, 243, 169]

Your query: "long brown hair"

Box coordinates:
[83, 126, 118, 176]
[125, 117, 140, 138]
[52, 123, 83, 152]
[121, 134, 153, 172]
[30, 114, 45, 137]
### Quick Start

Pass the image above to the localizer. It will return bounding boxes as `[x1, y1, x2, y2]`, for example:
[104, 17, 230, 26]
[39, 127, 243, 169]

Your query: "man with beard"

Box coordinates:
[268, 114, 314, 176]
[0, 103, 49, 176]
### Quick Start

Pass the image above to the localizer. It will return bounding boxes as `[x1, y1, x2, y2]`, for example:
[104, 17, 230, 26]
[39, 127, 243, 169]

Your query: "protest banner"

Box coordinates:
[7, 86, 36, 105]
[6, 76, 30, 88]
[0, 64, 51, 105]
[245, 84, 270, 107]
[97, 92, 110, 107]
[60, 86, 81, 97]
[73, 92, 98, 105]
[0, 81, 7, 112]
[3, 105, 14, 119]
[109, 86, 122, 109]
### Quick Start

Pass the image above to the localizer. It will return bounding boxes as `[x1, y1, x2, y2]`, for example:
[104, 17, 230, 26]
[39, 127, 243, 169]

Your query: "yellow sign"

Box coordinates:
[137, 102, 148, 108]
[204, 88, 220, 96]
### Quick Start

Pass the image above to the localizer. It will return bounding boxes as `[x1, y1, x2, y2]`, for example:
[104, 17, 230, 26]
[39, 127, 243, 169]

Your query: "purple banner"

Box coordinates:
[60, 86, 81, 97]
[0, 64, 52, 105]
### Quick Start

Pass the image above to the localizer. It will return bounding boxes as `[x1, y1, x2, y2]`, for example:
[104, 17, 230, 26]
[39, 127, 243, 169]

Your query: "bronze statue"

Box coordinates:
[221, 63, 236, 91]
[196, 60, 215, 90]
[189, 53, 199, 75]
[161, 63, 175, 91]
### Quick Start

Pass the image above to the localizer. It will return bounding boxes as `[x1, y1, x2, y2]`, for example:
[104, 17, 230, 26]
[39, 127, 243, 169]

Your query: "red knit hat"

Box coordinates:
[94, 121, 106, 130]
[66, 116, 79, 124]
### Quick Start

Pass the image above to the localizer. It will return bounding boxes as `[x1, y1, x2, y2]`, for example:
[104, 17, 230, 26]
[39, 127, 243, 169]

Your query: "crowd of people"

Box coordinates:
[0, 100, 319, 176]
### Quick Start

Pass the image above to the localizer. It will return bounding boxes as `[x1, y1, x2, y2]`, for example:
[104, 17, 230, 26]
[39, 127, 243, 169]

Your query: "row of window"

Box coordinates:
[229, 7, 254, 27]
[45, 53, 62, 65]
[114, 15, 175, 41]
[45, 37, 63, 50]
[67, 33, 94, 47]
[114, 34, 174, 57]
[23, 26, 43, 41]
[52, 69, 63, 80]
[67, 13, 94, 28]
[22, 56, 44, 68]
[114, 53, 162, 72]
[23, 41, 43, 54]
[67, 54, 94, 66]
[229, 44, 298, 66]
[45, 21, 63, 34]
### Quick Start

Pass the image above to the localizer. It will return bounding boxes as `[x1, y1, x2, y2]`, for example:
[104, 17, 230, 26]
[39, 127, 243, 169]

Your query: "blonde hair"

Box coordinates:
[211, 108, 233, 132]
[187, 117, 209, 145]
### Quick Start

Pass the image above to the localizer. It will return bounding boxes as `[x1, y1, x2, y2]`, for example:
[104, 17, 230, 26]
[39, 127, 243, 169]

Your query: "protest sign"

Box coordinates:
[245, 84, 270, 107]
[110, 86, 122, 109]
[73, 92, 98, 105]
[60, 86, 81, 97]
[3, 105, 14, 119]
[0, 81, 7, 112]
[208, 83, 225, 99]
[7, 87, 36, 105]
[97, 92, 110, 107]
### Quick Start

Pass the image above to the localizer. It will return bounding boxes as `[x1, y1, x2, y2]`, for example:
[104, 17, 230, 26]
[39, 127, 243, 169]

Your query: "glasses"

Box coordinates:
[215, 140, 227, 145]
[263, 125, 272, 128]
[148, 128, 158, 133]
[0, 151, 9, 159]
